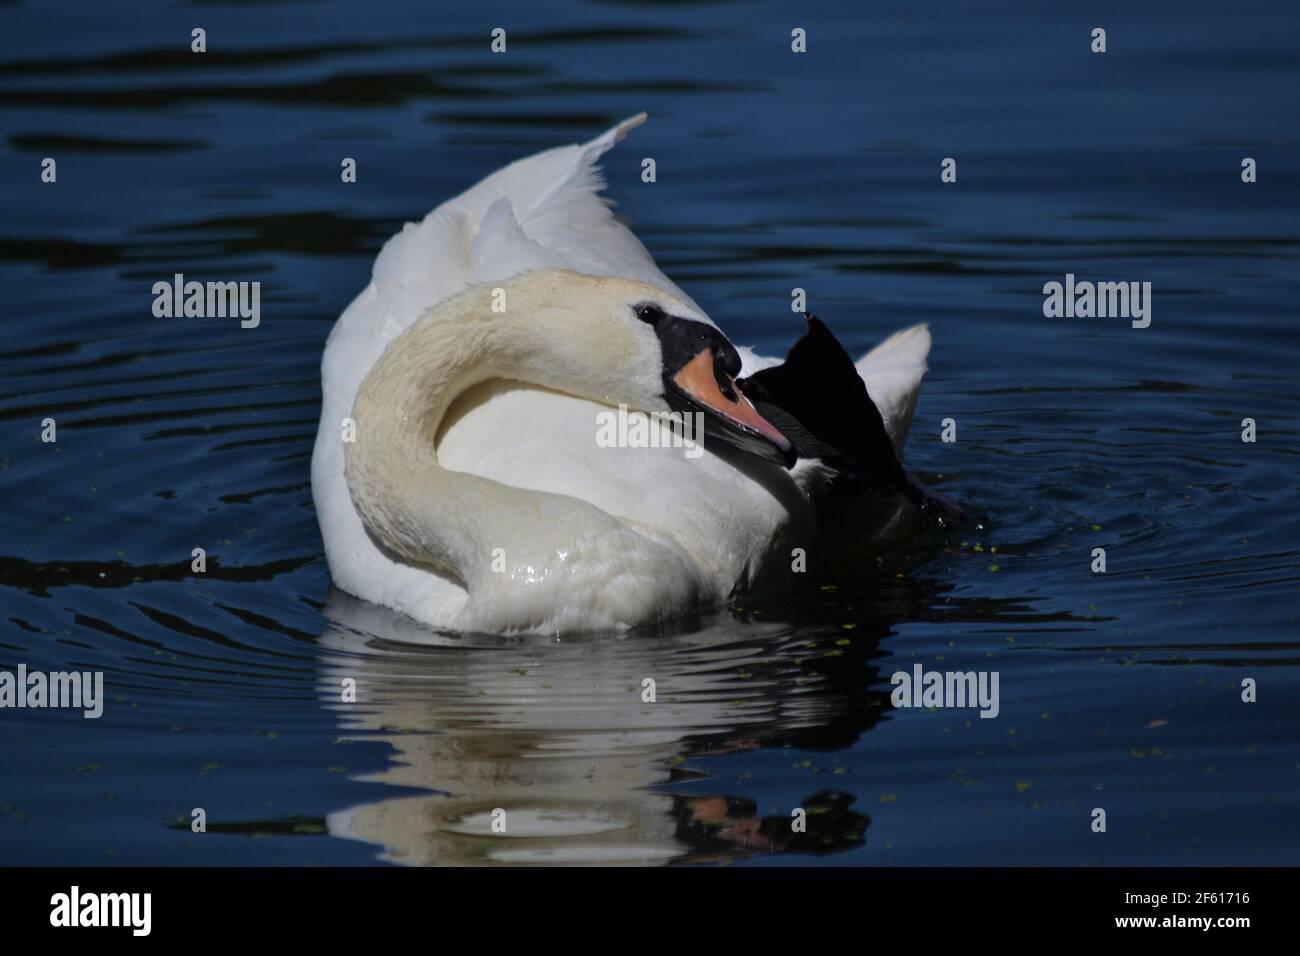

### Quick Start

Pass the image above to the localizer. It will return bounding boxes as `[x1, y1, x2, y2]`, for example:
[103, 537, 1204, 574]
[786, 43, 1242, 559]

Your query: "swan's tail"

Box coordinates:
[855, 323, 930, 453]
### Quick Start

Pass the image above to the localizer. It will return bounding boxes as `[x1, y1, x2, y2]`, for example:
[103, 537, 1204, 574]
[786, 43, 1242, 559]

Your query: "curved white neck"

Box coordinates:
[344, 279, 701, 632]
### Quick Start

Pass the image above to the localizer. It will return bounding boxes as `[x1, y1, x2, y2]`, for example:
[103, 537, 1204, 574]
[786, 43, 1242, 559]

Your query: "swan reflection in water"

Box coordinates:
[317, 590, 894, 866]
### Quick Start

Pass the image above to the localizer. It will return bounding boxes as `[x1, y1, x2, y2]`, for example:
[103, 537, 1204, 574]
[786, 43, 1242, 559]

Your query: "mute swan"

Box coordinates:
[312, 114, 943, 635]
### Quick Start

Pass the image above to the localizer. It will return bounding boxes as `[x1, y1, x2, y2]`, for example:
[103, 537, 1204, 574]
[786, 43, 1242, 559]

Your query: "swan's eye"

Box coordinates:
[634, 303, 666, 325]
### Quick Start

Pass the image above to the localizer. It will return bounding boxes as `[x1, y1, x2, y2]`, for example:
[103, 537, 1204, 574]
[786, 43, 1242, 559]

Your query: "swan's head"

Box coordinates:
[513, 271, 795, 467]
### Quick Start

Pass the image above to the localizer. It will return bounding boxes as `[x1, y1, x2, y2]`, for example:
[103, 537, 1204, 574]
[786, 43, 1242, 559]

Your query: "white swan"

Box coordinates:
[311, 114, 934, 634]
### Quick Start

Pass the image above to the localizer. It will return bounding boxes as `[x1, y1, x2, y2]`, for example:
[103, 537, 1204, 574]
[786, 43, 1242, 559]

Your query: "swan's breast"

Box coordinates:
[435, 380, 812, 596]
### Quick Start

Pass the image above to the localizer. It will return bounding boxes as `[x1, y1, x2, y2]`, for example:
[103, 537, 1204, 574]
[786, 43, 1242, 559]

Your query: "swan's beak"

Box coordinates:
[667, 347, 796, 468]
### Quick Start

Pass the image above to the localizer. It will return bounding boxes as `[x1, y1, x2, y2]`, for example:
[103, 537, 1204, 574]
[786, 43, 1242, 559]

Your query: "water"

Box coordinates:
[1, 0, 1297, 865]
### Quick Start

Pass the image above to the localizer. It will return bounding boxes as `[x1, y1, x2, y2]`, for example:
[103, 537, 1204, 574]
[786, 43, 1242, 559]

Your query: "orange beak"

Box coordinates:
[671, 349, 794, 464]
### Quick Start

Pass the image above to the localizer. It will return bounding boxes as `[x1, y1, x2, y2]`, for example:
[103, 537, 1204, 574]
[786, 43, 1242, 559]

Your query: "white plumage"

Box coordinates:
[311, 115, 930, 634]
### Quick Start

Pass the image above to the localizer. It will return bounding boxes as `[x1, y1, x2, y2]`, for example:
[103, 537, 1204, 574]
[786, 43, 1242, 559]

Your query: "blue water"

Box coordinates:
[1, 0, 1297, 865]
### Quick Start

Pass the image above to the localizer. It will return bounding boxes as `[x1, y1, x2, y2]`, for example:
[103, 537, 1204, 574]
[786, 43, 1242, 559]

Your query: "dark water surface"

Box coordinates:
[1, 0, 1297, 865]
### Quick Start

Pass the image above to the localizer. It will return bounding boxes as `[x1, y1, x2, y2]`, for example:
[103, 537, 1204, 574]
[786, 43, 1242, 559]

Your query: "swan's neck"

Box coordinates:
[344, 281, 698, 631]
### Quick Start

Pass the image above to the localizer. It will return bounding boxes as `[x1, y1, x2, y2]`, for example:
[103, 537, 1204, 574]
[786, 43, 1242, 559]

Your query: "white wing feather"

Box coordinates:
[855, 323, 931, 453]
